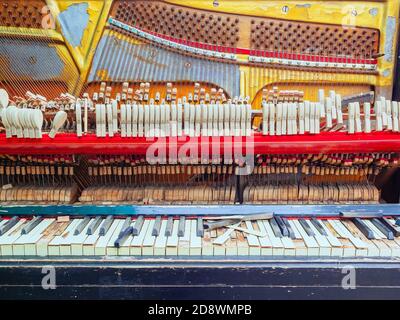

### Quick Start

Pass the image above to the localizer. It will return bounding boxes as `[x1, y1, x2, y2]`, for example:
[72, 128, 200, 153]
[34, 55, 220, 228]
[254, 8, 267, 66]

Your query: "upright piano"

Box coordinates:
[0, 0, 400, 299]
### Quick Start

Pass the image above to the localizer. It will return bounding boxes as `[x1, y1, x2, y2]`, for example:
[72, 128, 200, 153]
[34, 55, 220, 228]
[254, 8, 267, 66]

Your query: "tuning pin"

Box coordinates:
[49, 111, 67, 138]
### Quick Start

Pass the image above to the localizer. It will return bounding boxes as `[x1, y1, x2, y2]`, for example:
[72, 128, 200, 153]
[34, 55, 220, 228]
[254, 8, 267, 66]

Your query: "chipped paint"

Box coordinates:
[384, 16, 396, 62]
[58, 3, 89, 47]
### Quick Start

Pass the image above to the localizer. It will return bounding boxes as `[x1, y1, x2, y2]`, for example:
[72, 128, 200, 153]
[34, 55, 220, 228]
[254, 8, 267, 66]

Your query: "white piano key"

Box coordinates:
[244, 221, 261, 255]
[331, 220, 368, 255]
[13, 219, 55, 256]
[304, 220, 331, 256]
[262, 220, 284, 256]
[178, 220, 191, 255]
[49, 219, 80, 256]
[213, 222, 240, 245]
[131, 219, 150, 255]
[292, 220, 319, 256]
[256, 220, 273, 255]
[343, 220, 380, 257]
[154, 219, 168, 256]
[286, 220, 308, 256]
[142, 219, 156, 255]
[318, 220, 344, 256]
[106, 220, 125, 256]
[201, 229, 214, 256]
[83, 224, 102, 256]
[94, 220, 121, 256]
[57, 219, 84, 256]
[0, 219, 26, 256]
[189, 219, 202, 255]
[166, 220, 179, 256]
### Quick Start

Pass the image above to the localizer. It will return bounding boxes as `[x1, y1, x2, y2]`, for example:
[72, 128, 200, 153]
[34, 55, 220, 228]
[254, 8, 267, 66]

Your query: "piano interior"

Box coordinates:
[0, 0, 400, 299]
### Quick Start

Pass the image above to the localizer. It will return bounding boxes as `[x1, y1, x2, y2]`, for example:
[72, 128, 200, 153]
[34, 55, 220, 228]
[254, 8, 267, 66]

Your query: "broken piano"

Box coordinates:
[0, 0, 400, 299]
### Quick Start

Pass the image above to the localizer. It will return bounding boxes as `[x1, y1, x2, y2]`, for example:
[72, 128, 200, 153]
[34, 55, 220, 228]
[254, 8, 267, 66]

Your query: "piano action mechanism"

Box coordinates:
[0, 0, 400, 299]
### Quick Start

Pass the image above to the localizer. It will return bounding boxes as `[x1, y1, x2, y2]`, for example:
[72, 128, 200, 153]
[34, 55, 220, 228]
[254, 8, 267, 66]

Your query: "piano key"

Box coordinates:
[87, 216, 102, 235]
[304, 220, 331, 256]
[36, 221, 70, 256]
[131, 219, 150, 255]
[344, 220, 379, 257]
[317, 220, 343, 256]
[166, 220, 179, 255]
[165, 216, 173, 236]
[333, 220, 368, 255]
[196, 217, 204, 237]
[132, 215, 144, 236]
[395, 218, 400, 227]
[298, 219, 315, 237]
[49, 219, 80, 256]
[269, 218, 283, 238]
[178, 216, 185, 237]
[225, 228, 239, 256]
[94, 220, 121, 255]
[0, 219, 26, 256]
[21, 216, 42, 235]
[70, 219, 94, 255]
[114, 226, 133, 248]
[13, 219, 55, 256]
[282, 217, 296, 239]
[326, 220, 356, 257]
[213, 228, 226, 255]
[213, 222, 239, 245]
[244, 221, 261, 255]
[142, 219, 156, 255]
[256, 220, 273, 255]
[274, 216, 289, 237]
[74, 216, 91, 235]
[201, 229, 214, 256]
[190, 219, 202, 255]
[371, 218, 394, 240]
[83, 224, 102, 256]
[105, 220, 126, 255]
[0, 216, 19, 236]
[152, 216, 162, 236]
[117, 222, 135, 256]
[99, 215, 113, 236]
[352, 218, 375, 239]
[263, 220, 284, 255]
[284, 220, 307, 256]
[178, 220, 191, 255]
[154, 220, 168, 255]
[120, 217, 132, 233]
[380, 218, 400, 237]
[292, 220, 319, 256]
[310, 218, 327, 236]
[235, 229, 249, 256]
[286, 219, 302, 239]
[363, 219, 385, 239]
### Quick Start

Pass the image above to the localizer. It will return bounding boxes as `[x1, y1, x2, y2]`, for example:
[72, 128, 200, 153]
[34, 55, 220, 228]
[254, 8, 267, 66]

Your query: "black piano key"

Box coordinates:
[165, 217, 173, 236]
[120, 217, 131, 233]
[269, 218, 282, 237]
[282, 218, 296, 239]
[152, 216, 162, 236]
[352, 218, 375, 239]
[114, 226, 133, 248]
[274, 216, 288, 237]
[21, 216, 42, 235]
[87, 216, 102, 235]
[178, 216, 185, 237]
[371, 218, 394, 240]
[299, 219, 315, 237]
[99, 215, 113, 236]
[196, 218, 204, 237]
[74, 216, 91, 235]
[0, 216, 19, 236]
[310, 218, 327, 236]
[132, 215, 144, 236]
[380, 218, 400, 237]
